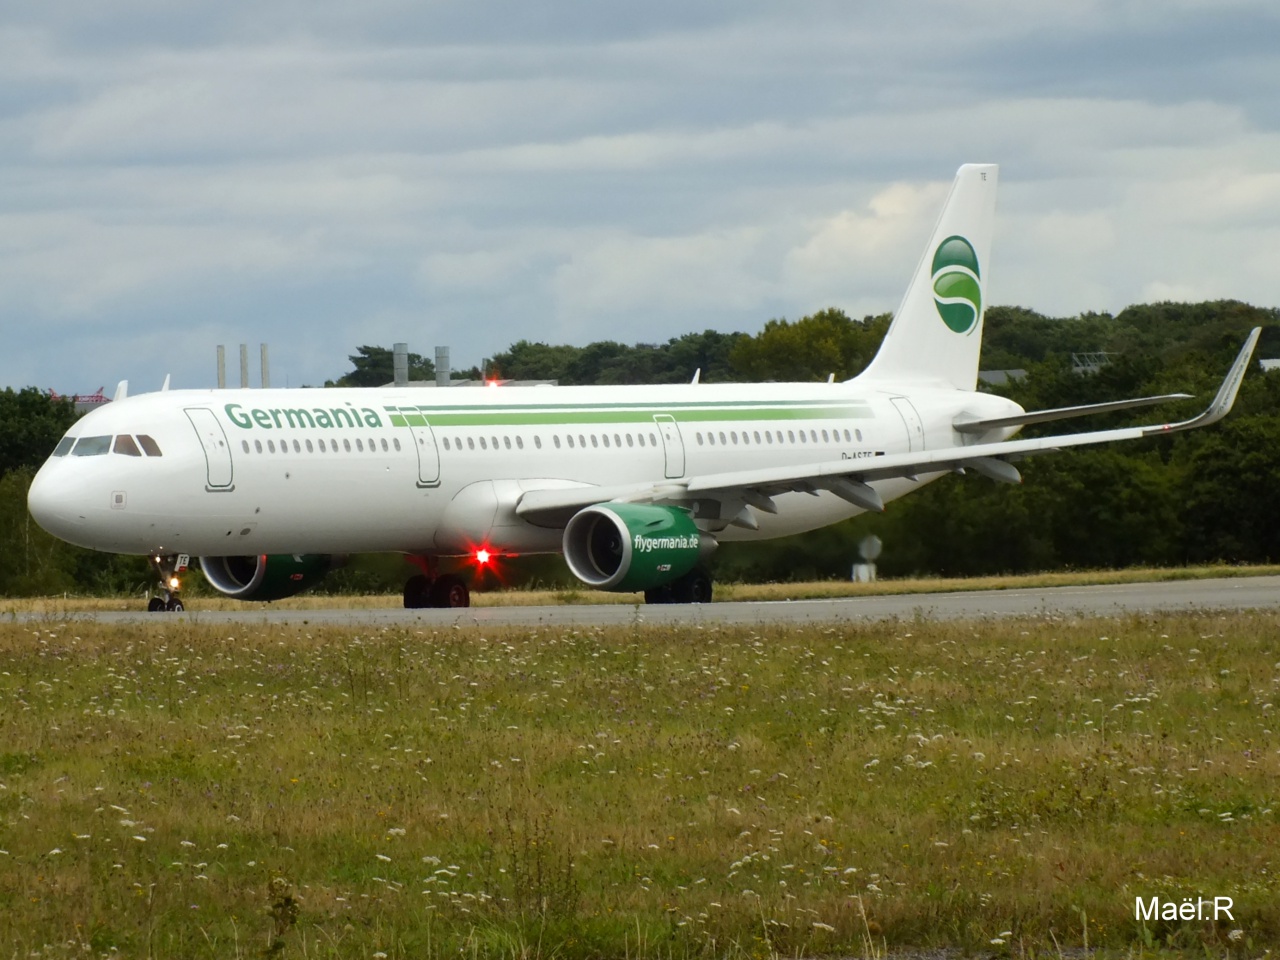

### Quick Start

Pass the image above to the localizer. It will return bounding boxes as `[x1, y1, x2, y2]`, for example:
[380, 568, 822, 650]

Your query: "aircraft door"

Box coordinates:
[396, 407, 441, 487]
[184, 407, 235, 490]
[889, 397, 925, 452]
[653, 414, 685, 478]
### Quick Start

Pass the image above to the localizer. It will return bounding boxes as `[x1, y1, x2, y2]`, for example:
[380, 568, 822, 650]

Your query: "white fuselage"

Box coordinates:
[27, 380, 1021, 558]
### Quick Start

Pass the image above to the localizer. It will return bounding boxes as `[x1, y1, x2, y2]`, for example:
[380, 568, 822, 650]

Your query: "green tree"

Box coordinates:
[729, 309, 890, 382]
[328, 346, 435, 387]
[0, 388, 76, 476]
[0, 468, 78, 595]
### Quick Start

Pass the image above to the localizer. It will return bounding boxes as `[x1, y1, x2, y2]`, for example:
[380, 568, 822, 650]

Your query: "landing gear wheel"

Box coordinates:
[403, 574, 433, 609]
[148, 597, 165, 613]
[166, 598, 185, 613]
[643, 584, 674, 605]
[673, 566, 713, 604]
[430, 574, 470, 608]
[646, 566, 713, 605]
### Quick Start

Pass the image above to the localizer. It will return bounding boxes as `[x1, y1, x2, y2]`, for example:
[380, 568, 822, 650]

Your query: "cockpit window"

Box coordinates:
[113, 435, 143, 457]
[71, 436, 112, 457]
[52, 437, 75, 457]
[137, 435, 162, 457]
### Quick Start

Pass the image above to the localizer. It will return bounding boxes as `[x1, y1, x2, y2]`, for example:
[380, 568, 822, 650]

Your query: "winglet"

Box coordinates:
[161, 374, 171, 392]
[1144, 327, 1260, 435]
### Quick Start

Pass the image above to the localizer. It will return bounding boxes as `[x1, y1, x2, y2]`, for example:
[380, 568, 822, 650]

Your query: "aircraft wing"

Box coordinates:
[515, 328, 1259, 525]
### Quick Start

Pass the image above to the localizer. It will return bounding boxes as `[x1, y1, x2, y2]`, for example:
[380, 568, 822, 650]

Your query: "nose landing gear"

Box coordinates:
[148, 554, 189, 612]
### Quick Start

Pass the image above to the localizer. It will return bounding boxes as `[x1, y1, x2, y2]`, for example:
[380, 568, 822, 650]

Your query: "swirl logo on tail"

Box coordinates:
[932, 235, 981, 334]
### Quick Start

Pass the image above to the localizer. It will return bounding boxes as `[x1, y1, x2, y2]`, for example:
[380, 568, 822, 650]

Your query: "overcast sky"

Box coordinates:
[2, 1, 1278, 392]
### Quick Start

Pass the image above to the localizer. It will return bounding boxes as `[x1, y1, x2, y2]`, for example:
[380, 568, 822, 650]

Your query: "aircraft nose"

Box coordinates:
[27, 466, 88, 542]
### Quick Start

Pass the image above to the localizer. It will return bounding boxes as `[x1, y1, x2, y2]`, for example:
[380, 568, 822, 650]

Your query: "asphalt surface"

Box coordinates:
[11, 575, 1280, 627]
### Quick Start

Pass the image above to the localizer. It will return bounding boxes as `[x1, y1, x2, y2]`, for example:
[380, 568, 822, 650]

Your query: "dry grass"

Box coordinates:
[4, 562, 1278, 614]
[0, 611, 1274, 957]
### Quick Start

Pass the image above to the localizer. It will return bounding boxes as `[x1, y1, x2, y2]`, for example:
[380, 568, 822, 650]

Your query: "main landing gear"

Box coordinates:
[147, 554, 188, 613]
[403, 559, 471, 609]
[644, 565, 714, 605]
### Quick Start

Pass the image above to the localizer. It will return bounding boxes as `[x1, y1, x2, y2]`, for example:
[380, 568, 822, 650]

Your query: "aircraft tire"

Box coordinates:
[431, 574, 470, 608]
[166, 598, 185, 612]
[671, 566, 713, 604]
[403, 574, 432, 609]
[147, 597, 166, 613]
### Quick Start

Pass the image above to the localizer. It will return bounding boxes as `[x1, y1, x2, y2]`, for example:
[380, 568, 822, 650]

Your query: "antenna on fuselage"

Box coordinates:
[691, 368, 701, 384]
[160, 374, 171, 392]
[112, 380, 128, 401]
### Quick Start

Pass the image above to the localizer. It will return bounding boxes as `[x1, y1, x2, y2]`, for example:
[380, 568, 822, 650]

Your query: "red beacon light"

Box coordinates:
[474, 548, 492, 566]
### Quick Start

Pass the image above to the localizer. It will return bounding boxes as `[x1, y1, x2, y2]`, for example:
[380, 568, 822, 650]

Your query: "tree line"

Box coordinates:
[2, 299, 1277, 596]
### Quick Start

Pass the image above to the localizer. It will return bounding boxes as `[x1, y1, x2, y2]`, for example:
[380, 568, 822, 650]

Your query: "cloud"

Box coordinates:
[1, 2, 1278, 391]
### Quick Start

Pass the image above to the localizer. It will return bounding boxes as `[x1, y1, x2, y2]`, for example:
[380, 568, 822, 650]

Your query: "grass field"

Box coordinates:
[5, 562, 1279, 614]
[0, 610, 1276, 958]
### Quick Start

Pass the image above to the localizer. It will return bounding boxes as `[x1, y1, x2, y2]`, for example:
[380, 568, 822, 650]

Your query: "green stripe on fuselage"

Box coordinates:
[382, 402, 872, 427]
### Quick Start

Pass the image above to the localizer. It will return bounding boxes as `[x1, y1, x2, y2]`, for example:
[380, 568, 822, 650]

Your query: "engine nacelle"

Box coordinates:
[563, 504, 714, 592]
[199, 554, 343, 601]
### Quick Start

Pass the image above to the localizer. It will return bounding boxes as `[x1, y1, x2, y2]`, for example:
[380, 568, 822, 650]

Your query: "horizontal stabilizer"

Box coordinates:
[953, 393, 1192, 434]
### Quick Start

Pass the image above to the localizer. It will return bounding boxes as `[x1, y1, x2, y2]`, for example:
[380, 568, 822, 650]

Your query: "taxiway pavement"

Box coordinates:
[12, 575, 1279, 627]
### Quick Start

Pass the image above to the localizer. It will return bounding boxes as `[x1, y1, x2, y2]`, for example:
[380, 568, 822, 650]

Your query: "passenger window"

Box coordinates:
[765, 431, 773, 444]
[52, 437, 75, 457]
[137, 435, 162, 457]
[293, 439, 302, 453]
[600, 435, 608, 448]
[753, 431, 761, 444]
[255, 440, 263, 453]
[516, 436, 524, 450]
[343, 439, 352, 452]
[821, 430, 829, 443]
[718, 432, 727, 445]
[381, 438, 389, 452]
[306, 439, 314, 453]
[467, 437, 475, 451]
[113, 435, 142, 457]
[534, 436, 541, 449]
[267, 440, 277, 453]
[579, 434, 586, 448]
[788, 431, 796, 443]
[730, 431, 738, 444]
[843, 429, 852, 442]
[856, 429, 863, 441]
[491, 436, 499, 450]
[810, 430, 818, 443]
[649, 433, 657, 446]
[355, 438, 363, 452]
[708, 432, 715, 446]
[614, 433, 621, 447]
[553, 436, 560, 449]
[567, 435, 575, 449]
[393, 438, 401, 451]
[626, 434, 634, 447]
[479, 437, 487, 450]
[504, 436, 511, 450]
[242, 440, 251, 454]
[443, 437, 450, 450]
[318, 439, 326, 452]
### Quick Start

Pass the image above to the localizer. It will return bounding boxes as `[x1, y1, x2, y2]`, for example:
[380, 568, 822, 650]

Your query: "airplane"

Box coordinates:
[26, 164, 1260, 611]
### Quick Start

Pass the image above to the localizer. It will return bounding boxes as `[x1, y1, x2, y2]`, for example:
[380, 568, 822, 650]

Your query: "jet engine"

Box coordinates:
[199, 554, 345, 602]
[562, 503, 715, 592]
